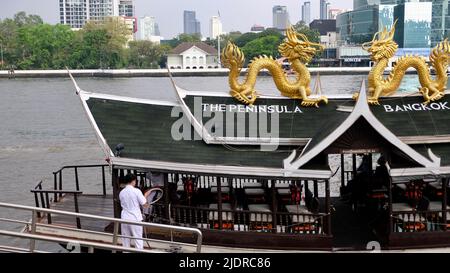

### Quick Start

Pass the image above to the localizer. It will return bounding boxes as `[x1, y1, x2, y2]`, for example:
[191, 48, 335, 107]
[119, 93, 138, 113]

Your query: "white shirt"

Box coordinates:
[119, 185, 147, 221]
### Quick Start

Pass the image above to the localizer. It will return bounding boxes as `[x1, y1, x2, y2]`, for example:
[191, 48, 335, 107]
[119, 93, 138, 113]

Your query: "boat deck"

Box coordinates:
[44, 194, 114, 232]
[44, 195, 380, 249]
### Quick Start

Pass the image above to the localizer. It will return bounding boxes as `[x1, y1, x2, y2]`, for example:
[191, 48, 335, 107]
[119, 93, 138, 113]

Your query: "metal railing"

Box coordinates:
[0, 230, 157, 253]
[32, 164, 110, 229]
[0, 202, 203, 253]
[392, 209, 450, 233]
[152, 204, 329, 235]
[52, 164, 109, 201]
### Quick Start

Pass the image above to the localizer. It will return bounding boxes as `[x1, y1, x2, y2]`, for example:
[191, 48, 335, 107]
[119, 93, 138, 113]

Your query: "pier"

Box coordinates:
[0, 67, 397, 78]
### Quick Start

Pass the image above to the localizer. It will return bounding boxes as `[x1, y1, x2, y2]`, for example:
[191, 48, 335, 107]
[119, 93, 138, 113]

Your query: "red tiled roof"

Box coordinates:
[170, 42, 218, 55]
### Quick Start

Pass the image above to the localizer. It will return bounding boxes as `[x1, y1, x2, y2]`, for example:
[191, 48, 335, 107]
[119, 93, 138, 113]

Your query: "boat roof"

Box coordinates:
[68, 70, 450, 180]
[177, 87, 450, 146]
[77, 91, 330, 179]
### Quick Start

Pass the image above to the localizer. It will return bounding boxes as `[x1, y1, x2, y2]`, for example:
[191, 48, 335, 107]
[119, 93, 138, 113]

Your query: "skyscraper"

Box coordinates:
[302, 2, 311, 25]
[320, 0, 330, 19]
[184, 10, 201, 35]
[59, 0, 134, 29]
[88, 0, 116, 22]
[336, 0, 449, 48]
[59, 0, 88, 29]
[118, 0, 134, 17]
[139, 16, 161, 41]
[210, 16, 223, 39]
[273, 5, 289, 30]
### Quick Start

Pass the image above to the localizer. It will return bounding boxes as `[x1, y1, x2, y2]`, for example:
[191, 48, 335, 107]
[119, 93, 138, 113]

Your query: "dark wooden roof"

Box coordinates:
[86, 97, 296, 169]
[170, 42, 218, 55]
[84, 90, 450, 174]
[184, 93, 450, 142]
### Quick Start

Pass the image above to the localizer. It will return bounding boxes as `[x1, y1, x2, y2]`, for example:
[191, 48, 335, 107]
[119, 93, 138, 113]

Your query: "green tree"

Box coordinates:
[13, 11, 43, 27]
[242, 35, 283, 63]
[69, 17, 130, 69]
[0, 12, 44, 68]
[165, 33, 202, 48]
[234, 29, 283, 48]
[127, 40, 169, 68]
[293, 21, 320, 44]
[14, 24, 74, 69]
[177, 33, 201, 43]
[157, 44, 172, 68]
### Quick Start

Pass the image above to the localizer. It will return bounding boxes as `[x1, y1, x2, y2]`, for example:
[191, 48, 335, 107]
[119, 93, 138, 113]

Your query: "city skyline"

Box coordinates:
[0, 0, 352, 38]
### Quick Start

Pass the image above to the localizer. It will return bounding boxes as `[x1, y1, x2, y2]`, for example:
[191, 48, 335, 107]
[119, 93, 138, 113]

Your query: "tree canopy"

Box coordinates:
[293, 21, 321, 44]
[0, 12, 324, 70]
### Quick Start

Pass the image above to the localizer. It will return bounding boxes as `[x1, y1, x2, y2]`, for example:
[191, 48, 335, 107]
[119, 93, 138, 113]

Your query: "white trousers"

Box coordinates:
[121, 223, 144, 250]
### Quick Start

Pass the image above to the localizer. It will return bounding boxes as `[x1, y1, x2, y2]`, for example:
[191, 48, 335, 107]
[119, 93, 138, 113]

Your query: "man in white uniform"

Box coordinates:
[119, 173, 150, 249]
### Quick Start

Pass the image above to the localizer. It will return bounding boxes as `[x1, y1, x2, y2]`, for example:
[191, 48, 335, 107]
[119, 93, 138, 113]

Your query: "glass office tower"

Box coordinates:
[337, 0, 450, 48]
[394, 2, 432, 48]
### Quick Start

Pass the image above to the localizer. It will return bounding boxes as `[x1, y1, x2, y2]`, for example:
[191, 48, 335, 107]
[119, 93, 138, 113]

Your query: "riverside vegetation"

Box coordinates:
[0, 12, 320, 70]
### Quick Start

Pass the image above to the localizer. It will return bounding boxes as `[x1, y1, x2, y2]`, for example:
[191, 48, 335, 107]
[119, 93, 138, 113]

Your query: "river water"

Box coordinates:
[0, 74, 429, 251]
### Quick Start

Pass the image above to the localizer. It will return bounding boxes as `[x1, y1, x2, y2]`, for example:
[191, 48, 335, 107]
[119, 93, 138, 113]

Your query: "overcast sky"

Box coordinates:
[0, 0, 352, 38]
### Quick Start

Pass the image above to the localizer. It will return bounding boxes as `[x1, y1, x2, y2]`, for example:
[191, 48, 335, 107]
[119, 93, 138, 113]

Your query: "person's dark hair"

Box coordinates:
[124, 173, 137, 184]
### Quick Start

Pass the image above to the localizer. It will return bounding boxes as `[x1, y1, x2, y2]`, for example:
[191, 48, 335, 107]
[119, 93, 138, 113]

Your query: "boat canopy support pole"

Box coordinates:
[304, 180, 309, 197]
[271, 180, 277, 234]
[112, 168, 121, 219]
[352, 154, 357, 177]
[341, 154, 345, 188]
[388, 176, 393, 234]
[164, 173, 170, 221]
[217, 177, 223, 230]
[443, 178, 448, 231]
[313, 180, 319, 198]
[325, 179, 331, 235]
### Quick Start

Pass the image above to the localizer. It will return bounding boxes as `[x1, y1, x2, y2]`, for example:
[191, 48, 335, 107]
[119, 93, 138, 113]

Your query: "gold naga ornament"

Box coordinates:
[357, 20, 450, 105]
[221, 27, 328, 107]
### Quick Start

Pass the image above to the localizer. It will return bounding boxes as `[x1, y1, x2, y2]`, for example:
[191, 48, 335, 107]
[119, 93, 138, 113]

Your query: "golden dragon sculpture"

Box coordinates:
[358, 20, 450, 105]
[221, 27, 328, 107]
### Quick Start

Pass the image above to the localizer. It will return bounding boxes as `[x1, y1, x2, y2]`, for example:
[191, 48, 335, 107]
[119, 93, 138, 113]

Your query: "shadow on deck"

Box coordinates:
[331, 197, 380, 250]
[46, 194, 114, 232]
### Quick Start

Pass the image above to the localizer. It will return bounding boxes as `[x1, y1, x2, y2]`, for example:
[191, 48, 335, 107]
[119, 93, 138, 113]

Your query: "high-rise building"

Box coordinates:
[59, 0, 88, 29]
[328, 9, 344, 20]
[88, 0, 116, 22]
[184, 10, 201, 35]
[394, 2, 432, 48]
[59, 0, 134, 29]
[302, 2, 311, 25]
[320, 0, 330, 20]
[273, 5, 289, 30]
[118, 0, 134, 17]
[336, 0, 448, 48]
[139, 16, 161, 41]
[210, 16, 223, 39]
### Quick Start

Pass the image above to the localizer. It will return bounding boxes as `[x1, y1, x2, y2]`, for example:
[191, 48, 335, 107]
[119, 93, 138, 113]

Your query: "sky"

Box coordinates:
[0, 0, 353, 38]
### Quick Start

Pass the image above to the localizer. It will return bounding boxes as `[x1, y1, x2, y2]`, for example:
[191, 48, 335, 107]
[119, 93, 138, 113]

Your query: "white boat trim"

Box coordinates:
[111, 157, 333, 179]
[390, 166, 450, 180]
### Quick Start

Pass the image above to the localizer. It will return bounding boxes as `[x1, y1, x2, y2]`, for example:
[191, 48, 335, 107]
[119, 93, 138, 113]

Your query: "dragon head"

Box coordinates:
[279, 26, 324, 63]
[221, 42, 245, 69]
[362, 20, 399, 62]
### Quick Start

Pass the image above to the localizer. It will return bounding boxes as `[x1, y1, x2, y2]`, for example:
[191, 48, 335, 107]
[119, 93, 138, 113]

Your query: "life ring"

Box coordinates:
[146, 188, 164, 205]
